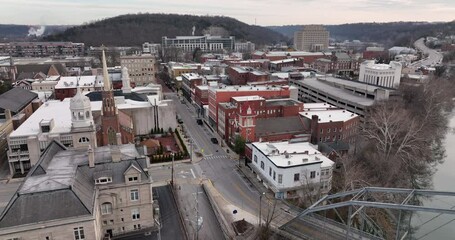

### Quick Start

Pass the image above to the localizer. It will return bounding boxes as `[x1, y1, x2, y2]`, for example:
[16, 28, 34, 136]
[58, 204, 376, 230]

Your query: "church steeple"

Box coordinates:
[101, 48, 112, 91]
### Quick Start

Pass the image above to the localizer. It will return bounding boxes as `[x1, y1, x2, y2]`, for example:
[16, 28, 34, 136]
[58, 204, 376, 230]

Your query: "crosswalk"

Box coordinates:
[204, 155, 230, 160]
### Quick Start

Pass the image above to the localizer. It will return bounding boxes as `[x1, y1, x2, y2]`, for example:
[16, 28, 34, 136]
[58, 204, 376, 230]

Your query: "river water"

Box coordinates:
[412, 114, 455, 239]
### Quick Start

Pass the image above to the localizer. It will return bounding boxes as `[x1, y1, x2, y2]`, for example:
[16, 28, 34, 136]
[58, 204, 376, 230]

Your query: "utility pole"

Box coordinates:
[171, 153, 175, 186]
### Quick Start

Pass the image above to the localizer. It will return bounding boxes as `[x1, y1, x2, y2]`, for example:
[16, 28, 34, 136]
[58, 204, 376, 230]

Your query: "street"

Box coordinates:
[410, 38, 444, 69]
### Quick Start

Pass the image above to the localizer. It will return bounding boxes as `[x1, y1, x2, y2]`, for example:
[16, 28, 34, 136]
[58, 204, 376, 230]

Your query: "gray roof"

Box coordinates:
[0, 87, 38, 113]
[256, 116, 306, 137]
[265, 98, 301, 107]
[0, 142, 148, 229]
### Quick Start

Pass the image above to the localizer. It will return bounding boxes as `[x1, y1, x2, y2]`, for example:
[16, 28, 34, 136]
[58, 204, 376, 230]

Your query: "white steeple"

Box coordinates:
[70, 87, 94, 128]
[102, 48, 111, 91]
[121, 66, 132, 93]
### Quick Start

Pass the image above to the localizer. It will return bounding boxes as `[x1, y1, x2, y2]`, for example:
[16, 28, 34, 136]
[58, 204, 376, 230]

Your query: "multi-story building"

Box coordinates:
[250, 140, 334, 199]
[252, 51, 328, 65]
[293, 25, 329, 52]
[0, 87, 40, 130]
[217, 96, 305, 144]
[269, 58, 305, 72]
[120, 54, 157, 86]
[208, 84, 297, 128]
[181, 73, 203, 102]
[290, 76, 393, 119]
[314, 52, 360, 76]
[234, 41, 256, 53]
[0, 141, 155, 239]
[300, 103, 360, 144]
[162, 35, 235, 53]
[0, 42, 85, 57]
[358, 60, 402, 89]
[142, 42, 161, 55]
[362, 47, 388, 60]
[54, 75, 104, 100]
[227, 66, 269, 85]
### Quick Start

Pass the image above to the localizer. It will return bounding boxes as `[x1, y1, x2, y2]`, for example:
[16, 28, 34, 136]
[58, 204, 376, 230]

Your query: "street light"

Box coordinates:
[258, 192, 265, 227]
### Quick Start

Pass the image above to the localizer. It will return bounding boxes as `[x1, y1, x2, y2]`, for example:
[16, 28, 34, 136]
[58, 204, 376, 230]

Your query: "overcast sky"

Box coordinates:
[1, 0, 454, 26]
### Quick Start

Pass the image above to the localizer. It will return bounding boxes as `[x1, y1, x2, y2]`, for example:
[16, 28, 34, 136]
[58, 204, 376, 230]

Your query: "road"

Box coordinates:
[170, 93, 262, 216]
[410, 38, 444, 69]
[117, 185, 185, 240]
[177, 183, 225, 240]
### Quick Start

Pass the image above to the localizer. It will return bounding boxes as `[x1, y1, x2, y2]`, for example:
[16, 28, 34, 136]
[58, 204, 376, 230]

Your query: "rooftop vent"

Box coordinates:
[302, 158, 308, 163]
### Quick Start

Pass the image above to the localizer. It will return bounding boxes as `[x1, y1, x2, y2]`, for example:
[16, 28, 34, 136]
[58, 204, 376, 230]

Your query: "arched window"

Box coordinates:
[72, 112, 77, 120]
[78, 111, 84, 120]
[86, 111, 90, 118]
[108, 127, 117, 145]
[79, 137, 90, 143]
[100, 202, 112, 215]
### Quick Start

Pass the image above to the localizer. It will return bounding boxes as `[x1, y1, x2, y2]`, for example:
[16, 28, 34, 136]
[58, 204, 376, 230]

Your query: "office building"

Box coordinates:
[358, 60, 402, 89]
[293, 25, 329, 52]
[120, 54, 157, 86]
[162, 35, 235, 53]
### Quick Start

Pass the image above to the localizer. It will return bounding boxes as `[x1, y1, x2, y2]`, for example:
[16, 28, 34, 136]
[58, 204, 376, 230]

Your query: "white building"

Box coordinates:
[250, 140, 334, 199]
[142, 42, 161, 55]
[235, 41, 255, 53]
[359, 60, 402, 88]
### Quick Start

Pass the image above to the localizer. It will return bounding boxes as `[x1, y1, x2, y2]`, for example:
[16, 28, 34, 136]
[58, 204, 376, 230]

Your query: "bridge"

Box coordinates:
[279, 187, 455, 240]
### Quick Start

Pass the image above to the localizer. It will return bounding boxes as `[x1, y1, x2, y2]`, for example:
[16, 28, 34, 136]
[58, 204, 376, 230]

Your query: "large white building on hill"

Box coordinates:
[359, 60, 402, 89]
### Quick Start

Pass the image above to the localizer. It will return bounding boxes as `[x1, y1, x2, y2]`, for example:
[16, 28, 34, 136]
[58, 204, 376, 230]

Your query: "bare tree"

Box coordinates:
[256, 199, 279, 240]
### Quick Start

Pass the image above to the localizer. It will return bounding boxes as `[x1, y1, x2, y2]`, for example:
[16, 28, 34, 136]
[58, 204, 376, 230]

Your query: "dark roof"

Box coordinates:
[318, 141, 350, 154]
[30, 140, 67, 177]
[85, 90, 150, 102]
[0, 189, 92, 228]
[265, 99, 300, 107]
[0, 87, 38, 113]
[256, 116, 306, 137]
[16, 64, 66, 77]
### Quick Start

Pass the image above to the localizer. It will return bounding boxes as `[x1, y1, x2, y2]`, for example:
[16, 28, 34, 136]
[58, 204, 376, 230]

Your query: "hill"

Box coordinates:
[268, 22, 455, 46]
[0, 25, 71, 42]
[43, 13, 288, 46]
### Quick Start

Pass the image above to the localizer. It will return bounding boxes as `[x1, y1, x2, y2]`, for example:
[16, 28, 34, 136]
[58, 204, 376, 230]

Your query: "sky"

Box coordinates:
[1, 0, 455, 26]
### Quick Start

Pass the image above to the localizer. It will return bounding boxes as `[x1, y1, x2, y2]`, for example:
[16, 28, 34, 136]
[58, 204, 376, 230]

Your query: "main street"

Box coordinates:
[169, 92, 262, 216]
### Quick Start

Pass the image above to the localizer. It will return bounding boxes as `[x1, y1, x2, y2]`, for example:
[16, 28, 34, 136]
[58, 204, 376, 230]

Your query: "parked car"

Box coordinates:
[210, 138, 219, 144]
[197, 119, 203, 125]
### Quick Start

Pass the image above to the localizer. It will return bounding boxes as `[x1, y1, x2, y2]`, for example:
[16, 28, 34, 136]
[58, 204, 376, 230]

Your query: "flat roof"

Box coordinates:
[299, 78, 375, 106]
[181, 73, 203, 80]
[55, 76, 102, 89]
[253, 141, 334, 168]
[210, 84, 295, 93]
[10, 100, 73, 138]
[270, 58, 300, 64]
[266, 51, 325, 57]
[232, 95, 264, 102]
[300, 109, 358, 123]
[303, 103, 337, 111]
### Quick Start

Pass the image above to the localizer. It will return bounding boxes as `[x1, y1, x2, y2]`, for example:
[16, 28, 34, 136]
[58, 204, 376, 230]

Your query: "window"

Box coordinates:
[327, 128, 330, 133]
[132, 208, 140, 220]
[310, 171, 316, 179]
[333, 128, 337, 132]
[128, 176, 138, 182]
[101, 202, 112, 215]
[294, 173, 300, 181]
[269, 167, 272, 176]
[95, 177, 112, 184]
[273, 171, 276, 180]
[260, 161, 264, 170]
[78, 137, 90, 143]
[74, 227, 85, 240]
[130, 189, 139, 201]
[278, 174, 283, 184]
[254, 155, 257, 163]
[320, 129, 323, 134]
[133, 224, 141, 230]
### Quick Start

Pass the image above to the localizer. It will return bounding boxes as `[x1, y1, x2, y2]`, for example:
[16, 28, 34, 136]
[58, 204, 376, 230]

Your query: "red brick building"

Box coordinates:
[362, 47, 388, 60]
[269, 58, 305, 71]
[314, 52, 360, 75]
[227, 66, 269, 85]
[217, 96, 305, 144]
[300, 104, 360, 144]
[208, 84, 295, 128]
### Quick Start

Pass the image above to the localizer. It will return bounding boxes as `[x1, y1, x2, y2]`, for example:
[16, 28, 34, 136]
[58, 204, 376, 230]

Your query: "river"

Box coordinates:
[412, 114, 455, 239]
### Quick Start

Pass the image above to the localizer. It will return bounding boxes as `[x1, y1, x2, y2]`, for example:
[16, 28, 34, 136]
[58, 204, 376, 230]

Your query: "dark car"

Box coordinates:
[196, 119, 203, 125]
[210, 138, 219, 144]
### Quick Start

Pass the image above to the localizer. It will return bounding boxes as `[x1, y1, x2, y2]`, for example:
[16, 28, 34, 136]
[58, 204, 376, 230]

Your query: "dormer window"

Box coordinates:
[41, 125, 50, 133]
[79, 137, 90, 143]
[128, 176, 138, 182]
[95, 177, 112, 184]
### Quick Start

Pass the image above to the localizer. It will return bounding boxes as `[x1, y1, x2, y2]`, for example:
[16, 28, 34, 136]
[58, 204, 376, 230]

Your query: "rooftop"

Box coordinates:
[265, 98, 301, 107]
[55, 75, 103, 89]
[300, 109, 358, 123]
[210, 84, 294, 93]
[256, 116, 306, 137]
[232, 95, 265, 102]
[0, 88, 38, 113]
[299, 77, 376, 106]
[270, 58, 301, 64]
[253, 141, 334, 168]
[303, 103, 337, 111]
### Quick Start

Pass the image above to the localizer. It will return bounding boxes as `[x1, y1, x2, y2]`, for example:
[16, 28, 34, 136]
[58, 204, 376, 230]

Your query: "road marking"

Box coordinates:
[190, 168, 196, 179]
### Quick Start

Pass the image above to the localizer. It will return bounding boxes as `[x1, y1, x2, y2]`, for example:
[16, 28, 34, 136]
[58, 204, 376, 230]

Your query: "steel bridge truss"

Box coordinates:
[280, 187, 455, 240]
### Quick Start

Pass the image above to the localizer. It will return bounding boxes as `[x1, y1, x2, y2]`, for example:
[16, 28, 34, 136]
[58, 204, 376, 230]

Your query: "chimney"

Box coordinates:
[111, 145, 122, 162]
[88, 145, 95, 168]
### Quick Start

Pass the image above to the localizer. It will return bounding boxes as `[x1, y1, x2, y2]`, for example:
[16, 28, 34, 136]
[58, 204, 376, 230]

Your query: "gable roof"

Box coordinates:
[16, 64, 66, 77]
[0, 87, 38, 113]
